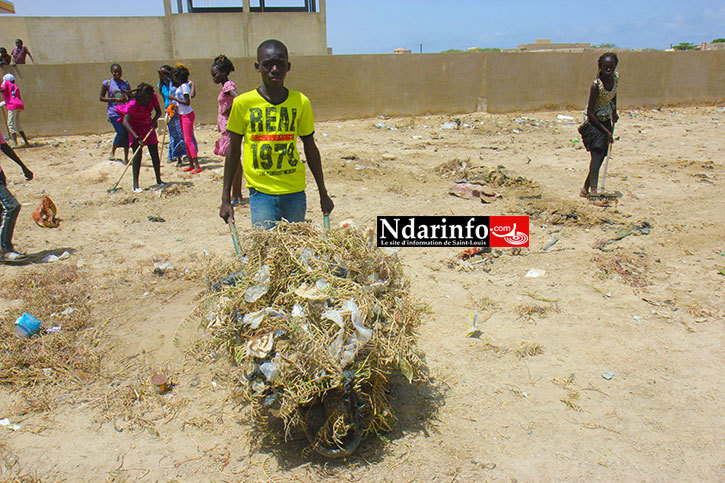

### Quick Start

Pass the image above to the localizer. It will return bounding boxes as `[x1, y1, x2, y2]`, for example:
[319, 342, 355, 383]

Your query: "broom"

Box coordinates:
[107, 129, 153, 193]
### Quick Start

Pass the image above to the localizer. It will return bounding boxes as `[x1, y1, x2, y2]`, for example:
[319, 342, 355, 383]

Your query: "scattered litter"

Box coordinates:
[380, 247, 400, 255]
[542, 237, 559, 251]
[60, 307, 77, 315]
[153, 261, 175, 275]
[45, 326, 62, 333]
[151, 374, 169, 394]
[14, 312, 42, 337]
[632, 315, 641, 321]
[441, 121, 458, 130]
[244, 265, 271, 302]
[601, 371, 615, 380]
[381, 153, 397, 160]
[570, 138, 580, 143]
[374, 122, 387, 129]
[32, 195, 60, 228]
[41, 251, 70, 263]
[595, 221, 651, 251]
[449, 182, 496, 203]
[0, 418, 20, 431]
[466, 311, 481, 338]
[557, 114, 574, 121]
[148, 216, 166, 223]
[525, 269, 546, 278]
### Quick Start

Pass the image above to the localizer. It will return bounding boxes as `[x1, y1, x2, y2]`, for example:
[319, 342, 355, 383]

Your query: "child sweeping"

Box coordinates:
[211, 54, 242, 205]
[0, 74, 29, 147]
[579, 52, 619, 198]
[117, 83, 165, 192]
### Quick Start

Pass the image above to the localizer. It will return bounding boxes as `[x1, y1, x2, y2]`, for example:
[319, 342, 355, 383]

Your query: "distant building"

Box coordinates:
[393, 48, 412, 54]
[517, 39, 591, 52]
[694, 42, 725, 51]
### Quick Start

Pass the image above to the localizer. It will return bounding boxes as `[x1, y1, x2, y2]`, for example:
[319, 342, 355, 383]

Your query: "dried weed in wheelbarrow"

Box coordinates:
[191, 223, 426, 457]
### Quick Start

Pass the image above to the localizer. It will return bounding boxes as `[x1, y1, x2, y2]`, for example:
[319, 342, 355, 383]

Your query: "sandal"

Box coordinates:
[183, 166, 195, 172]
[579, 188, 588, 198]
[2, 250, 27, 261]
[191, 167, 203, 174]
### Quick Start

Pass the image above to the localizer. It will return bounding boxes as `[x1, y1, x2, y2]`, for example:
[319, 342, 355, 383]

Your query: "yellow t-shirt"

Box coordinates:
[226, 88, 314, 195]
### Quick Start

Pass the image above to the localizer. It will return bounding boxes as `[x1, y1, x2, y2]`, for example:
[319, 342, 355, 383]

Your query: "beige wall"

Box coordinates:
[1, 51, 722, 136]
[0, 11, 327, 64]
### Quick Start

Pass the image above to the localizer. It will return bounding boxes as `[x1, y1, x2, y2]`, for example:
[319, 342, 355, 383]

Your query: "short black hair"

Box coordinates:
[130, 82, 154, 100]
[598, 52, 619, 68]
[257, 39, 288, 61]
[110, 63, 122, 72]
[212, 54, 235, 74]
[172, 63, 190, 83]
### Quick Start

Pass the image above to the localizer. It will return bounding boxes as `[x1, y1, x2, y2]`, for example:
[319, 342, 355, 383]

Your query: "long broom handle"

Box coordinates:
[600, 146, 610, 192]
[109, 129, 154, 191]
[600, 123, 615, 192]
[158, 114, 168, 161]
[227, 218, 241, 256]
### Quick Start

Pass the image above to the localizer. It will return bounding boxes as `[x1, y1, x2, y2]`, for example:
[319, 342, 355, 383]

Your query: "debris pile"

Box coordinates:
[194, 223, 426, 457]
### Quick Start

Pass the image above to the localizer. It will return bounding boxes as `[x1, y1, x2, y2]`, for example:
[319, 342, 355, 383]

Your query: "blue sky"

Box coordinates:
[9, 0, 725, 53]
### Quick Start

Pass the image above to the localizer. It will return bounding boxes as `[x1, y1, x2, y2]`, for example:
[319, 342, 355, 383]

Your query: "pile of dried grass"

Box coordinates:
[434, 158, 470, 178]
[0, 265, 102, 392]
[466, 165, 537, 188]
[593, 253, 650, 288]
[191, 223, 426, 456]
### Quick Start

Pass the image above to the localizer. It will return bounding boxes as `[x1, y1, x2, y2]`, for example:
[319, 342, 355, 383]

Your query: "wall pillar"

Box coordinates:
[319, 0, 326, 52]
[243, 0, 251, 57]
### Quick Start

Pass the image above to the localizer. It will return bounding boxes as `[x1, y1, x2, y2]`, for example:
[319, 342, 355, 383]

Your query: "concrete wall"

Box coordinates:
[1, 51, 722, 136]
[0, 11, 327, 64]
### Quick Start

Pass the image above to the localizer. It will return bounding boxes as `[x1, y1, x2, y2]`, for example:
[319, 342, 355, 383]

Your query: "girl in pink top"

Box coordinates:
[211, 55, 242, 204]
[169, 64, 201, 174]
[0, 74, 29, 146]
[117, 83, 165, 192]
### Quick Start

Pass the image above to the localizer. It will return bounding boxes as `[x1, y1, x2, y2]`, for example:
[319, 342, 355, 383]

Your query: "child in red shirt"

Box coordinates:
[117, 83, 165, 192]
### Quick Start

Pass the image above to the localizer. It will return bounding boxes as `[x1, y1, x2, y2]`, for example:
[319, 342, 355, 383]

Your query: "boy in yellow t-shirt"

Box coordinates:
[219, 39, 334, 229]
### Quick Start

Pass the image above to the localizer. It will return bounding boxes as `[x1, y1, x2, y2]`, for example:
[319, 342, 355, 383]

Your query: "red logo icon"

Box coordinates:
[489, 216, 529, 247]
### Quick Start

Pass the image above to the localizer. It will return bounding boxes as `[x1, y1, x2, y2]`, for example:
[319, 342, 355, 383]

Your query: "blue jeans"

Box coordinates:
[108, 115, 128, 149]
[0, 182, 20, 252]
[249, 188, 306, 229]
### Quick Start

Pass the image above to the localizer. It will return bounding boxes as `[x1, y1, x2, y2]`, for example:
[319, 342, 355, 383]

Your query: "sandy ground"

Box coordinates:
[0, 106, 723, 481]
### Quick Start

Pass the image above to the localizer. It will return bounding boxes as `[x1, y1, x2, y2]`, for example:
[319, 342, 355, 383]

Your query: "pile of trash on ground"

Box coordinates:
[194, 223, 426, 457]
